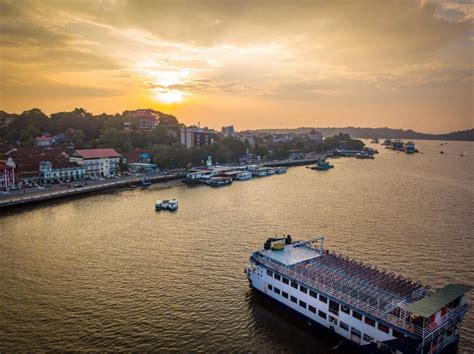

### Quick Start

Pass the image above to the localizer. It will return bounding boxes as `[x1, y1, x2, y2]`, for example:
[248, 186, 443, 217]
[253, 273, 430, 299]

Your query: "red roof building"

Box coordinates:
[70, 149, 122, 177]
[72, 149, 122, 159]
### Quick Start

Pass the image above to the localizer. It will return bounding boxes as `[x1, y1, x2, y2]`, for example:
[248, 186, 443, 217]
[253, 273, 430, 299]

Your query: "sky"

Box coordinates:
[0, 0, 473, 133]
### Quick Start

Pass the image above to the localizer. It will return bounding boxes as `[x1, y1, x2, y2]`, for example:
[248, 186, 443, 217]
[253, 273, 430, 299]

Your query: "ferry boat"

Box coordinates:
[246, 236, 470, 354]
[235, 171, 252, 181]
[266, 168, 276, 176]
[405, 142, 416, 154]
[311, 161, 334, 170]
[208, 176, 233, 187]
[254, 168, 269, 177]
[275, 167, 288, 174]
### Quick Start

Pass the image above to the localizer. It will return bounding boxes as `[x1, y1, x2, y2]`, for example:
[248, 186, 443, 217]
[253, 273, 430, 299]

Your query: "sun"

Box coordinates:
[152, 87, 186, 104]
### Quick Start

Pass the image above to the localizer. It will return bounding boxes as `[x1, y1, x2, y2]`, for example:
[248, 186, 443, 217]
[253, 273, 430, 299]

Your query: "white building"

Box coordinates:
[69, 149, 122, 178]
[180, 127, 216, 149]
[238, 133, 257, 147]
[39, 160, 86, 182]
[222, 125, 235, 137]
[307, 130, 323, 142]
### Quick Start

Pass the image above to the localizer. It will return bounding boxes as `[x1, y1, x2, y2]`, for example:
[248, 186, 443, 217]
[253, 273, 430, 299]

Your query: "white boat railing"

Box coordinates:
[253, 253, 469, 340]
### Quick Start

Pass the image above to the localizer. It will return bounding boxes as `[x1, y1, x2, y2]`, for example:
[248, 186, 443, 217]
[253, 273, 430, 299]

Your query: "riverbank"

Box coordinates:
[0, 155, 330, 209]
[0, 173, 185, 209]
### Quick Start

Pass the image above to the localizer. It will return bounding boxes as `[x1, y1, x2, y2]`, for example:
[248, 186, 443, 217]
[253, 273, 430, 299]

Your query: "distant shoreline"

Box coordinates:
[251, 127, 474, 142]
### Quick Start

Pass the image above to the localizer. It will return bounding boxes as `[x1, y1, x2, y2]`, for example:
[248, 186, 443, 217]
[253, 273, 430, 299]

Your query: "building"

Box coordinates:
[69, 149, 122, 178]
[123, 148, 158, 173]
[0, 158, 15, 191]
[35, 135, 54, 147]
[307, 130, 323, 142]
[123, 110, 160, 130]
[238, 133, 257, 147]
[222, 125, 235, 137]
[272, 134, 294, 144]
[39, 160, 85, 182]
[288, 149, 304, 160]
[180, 127, 216, 149]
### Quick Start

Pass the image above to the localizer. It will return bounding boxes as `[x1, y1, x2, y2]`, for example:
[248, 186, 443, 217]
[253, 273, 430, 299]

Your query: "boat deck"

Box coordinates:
[255, 242, 426, 312]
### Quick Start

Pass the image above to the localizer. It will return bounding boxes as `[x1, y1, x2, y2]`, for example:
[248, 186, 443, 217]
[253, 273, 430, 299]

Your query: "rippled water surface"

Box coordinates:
[1, 140, 473, 352]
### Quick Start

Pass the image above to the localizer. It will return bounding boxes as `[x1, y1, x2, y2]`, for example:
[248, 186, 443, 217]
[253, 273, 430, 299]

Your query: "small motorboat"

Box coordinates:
[155, 200, 163, 211]
[162, 200, 170, 209]
[266, 168, 276, 175]
[311, 161, 334, 171]
[275, 167, 287, 174]
[168, 199, 178, 211]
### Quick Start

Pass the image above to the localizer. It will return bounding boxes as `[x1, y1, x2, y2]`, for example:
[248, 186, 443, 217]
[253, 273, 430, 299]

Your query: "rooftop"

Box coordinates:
[73, 149, 122, 159]
[260, 242, 321, 266]
[402, 284, 472, 318]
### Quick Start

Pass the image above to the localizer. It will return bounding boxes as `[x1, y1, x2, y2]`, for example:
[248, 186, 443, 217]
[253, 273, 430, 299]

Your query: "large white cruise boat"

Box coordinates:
[245, 236, 470, 354]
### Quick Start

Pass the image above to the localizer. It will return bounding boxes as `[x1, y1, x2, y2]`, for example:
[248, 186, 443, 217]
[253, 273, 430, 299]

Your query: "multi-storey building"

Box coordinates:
[39, 160, 85, 182]
[0, 158, 15, 191]
[180, 127, 216, 149]
[222, 125, 235, 137]
[69, 149, 122, 178]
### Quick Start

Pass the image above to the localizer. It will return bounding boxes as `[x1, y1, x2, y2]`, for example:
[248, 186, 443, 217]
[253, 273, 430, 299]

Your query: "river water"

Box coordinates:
[1, 140, 473, 352]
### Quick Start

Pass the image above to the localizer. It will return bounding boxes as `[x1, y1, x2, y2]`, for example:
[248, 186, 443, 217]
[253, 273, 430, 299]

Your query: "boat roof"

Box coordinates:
[259, 242, 321, 266]
[401, 284, 471, 318]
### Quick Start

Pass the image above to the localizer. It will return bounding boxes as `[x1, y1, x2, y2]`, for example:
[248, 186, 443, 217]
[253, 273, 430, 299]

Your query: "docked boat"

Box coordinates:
[168, 198, 178, 211]
[208, 176, 233, 187]
[355, 153, 374, 159]
[139, 178, 152, 187]
[405, 141, 416, 154]
[161, 200, 169, 209]
[246, 236, 471, 354]
[235, 171, 252, 181]
[370, 138, 379, 144]
[254, 168, 269, 177]
[311, 161, 334, 171]
[382, 139, 392, 146]
[275, 167, 288, 174]
[266, 168, 276, 175]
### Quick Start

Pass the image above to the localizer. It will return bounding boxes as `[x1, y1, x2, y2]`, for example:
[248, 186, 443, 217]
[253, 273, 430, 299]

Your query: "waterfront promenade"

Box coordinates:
[0, 172, 185, 209]
[0, 155, 328, 209]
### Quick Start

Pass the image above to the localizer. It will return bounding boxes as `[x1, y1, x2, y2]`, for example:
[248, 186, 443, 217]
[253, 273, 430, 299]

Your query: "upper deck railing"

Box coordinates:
[252, 252, 468, 340]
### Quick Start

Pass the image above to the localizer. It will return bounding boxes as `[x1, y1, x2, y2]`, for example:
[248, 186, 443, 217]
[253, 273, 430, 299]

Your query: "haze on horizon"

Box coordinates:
[0, 0, 473, 133]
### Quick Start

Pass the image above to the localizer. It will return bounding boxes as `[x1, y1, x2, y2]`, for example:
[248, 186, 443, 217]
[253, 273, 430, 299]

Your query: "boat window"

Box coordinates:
[267, 270, 273, 277]
[318, 310, 327, 319]
[300, 285, 308, 294]
[364, 317, 375, 327]
[329, 316, 338, 325]
[352, 311, 363, 320]
[291, 281, 298, 289]
[282, 291, 288, 299]
[351, 328, 361, 336]
[378, 323, 389, 334]
[299, 300, 307, 308]
[340, 321, 349, 331]
[274, 274, 281, 281]
[341, 305, 350, 314]
[268, 284, 273, 291]
[282, 277, 289, 284]
[308, 305, 316, 314]
[392, 329, 404, 339]
[309, 290, 318, 299]
[319, 295, 328, 304]
[274, 287, 280, 295]
[329, 300, 339, 315]
[363, 334, 374, 342]
[290, 296, 297, 303]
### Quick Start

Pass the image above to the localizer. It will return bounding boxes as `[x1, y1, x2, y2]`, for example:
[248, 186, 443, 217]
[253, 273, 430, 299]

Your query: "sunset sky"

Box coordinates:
[0, 0, 472, 132]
